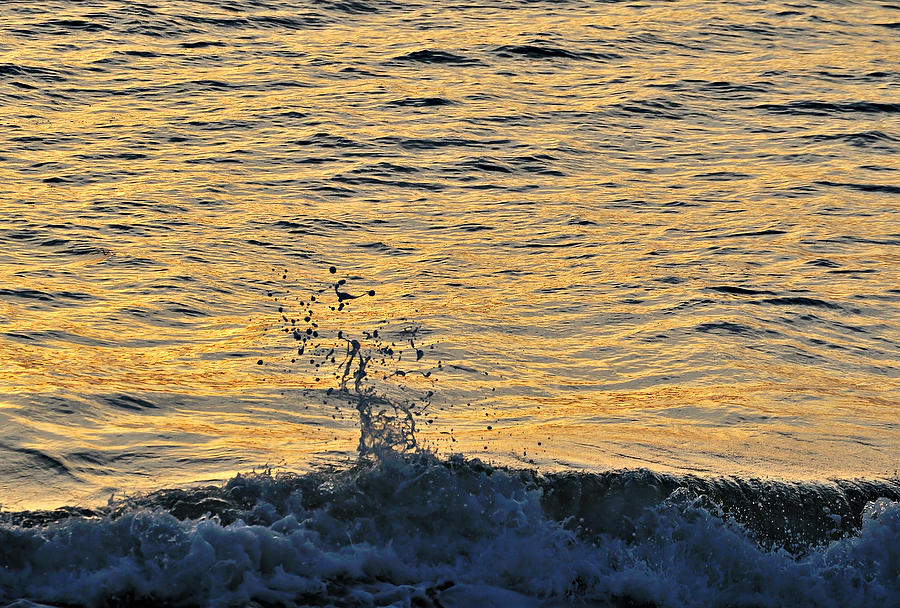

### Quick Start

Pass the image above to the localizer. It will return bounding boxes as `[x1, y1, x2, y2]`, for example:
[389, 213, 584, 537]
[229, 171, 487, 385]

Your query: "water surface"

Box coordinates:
[0, 0, 898, 510]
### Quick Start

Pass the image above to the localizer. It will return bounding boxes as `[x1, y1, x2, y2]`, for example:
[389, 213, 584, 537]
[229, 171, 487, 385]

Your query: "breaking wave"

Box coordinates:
[1, 457, 899, 607]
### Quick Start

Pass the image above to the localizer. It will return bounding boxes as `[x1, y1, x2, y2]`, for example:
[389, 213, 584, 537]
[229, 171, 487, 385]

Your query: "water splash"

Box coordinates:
[338, 335, 418, 458]
[270, 267, 435, 460]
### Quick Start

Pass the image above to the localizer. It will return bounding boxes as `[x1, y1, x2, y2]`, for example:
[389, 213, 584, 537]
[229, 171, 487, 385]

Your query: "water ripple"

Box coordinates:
[0, 0, 898, 506]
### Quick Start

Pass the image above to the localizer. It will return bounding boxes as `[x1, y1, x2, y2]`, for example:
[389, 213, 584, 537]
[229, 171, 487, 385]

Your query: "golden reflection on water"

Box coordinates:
[1, 0, 898, 507]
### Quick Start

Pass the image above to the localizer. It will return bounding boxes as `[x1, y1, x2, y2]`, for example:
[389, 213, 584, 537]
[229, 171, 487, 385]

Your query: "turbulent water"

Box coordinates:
[0, 0, 898, 605]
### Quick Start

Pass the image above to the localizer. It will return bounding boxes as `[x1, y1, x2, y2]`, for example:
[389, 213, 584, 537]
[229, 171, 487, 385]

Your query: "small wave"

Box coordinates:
[30, 19, 110, 33]
[117, 49, 160, 58]
[693, 171, 753, 181]
[250, 15, 327, 29]
[493, 44, 621, 61]
[0, 288, 56, 302]
[385, 97, 455, 107]
[0, 63, 68, 81]
[619, 32, 698, 51]
[101, 394, 160, 412]
[801, 130, 898, 145]
[347, 161, 420, 176]
[456, 157, 514, 173]
[453, 223, 494, 232]
[711, 228, 788, 238]
[828, 268, 877, 275]
[391, 50, 482, 65]
[378, 135, 511, 151]
[761, 296, 843, 310]
[0, 444, 79, 480]
[0, 288, 93, 307]
[332, 174, 445, 191]
[695, 321, 757, 335]
[807, 258, 840, 268]
[609, 98, 694, 120]
[179, 15, 251, 28]
[651, 80, 770, 94]
[815, 181, 900, 195]
[178, 40, 226, 49]
[355, 241, 416, 254]
[755, 100, 900, 115]
[288, 132, 366, 149]
[318, 0, 380, 15]
[708, 285, 776, 296]
[273, 219, 351, 236]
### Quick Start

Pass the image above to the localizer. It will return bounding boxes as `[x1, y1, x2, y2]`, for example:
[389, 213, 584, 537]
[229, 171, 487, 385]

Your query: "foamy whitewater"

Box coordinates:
[1, 456, 899, 607]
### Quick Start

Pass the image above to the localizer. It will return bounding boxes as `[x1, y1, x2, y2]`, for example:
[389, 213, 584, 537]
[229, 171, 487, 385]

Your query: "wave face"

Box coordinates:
[1, 457, 899, 608]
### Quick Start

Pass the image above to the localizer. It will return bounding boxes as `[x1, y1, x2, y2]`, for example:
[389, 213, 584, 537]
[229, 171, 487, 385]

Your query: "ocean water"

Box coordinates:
[1, 0, 898, 605]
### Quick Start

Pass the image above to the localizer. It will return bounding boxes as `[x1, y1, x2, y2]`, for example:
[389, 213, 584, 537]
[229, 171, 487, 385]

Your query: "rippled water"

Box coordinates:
[1, 0, 898, 510]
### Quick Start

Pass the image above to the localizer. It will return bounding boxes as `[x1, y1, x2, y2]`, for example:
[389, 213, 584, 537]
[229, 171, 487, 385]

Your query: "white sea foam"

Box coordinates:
[1, 455, 898, 607]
